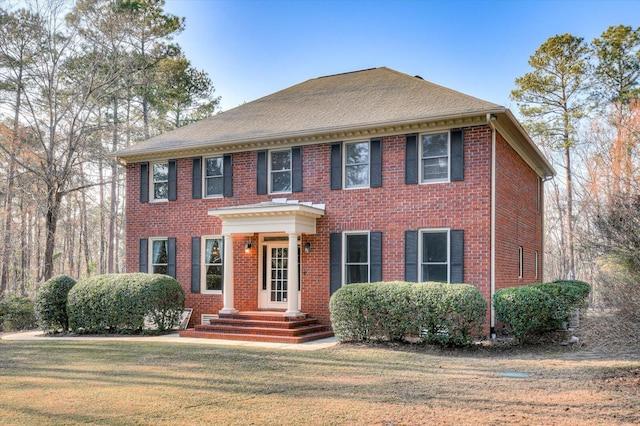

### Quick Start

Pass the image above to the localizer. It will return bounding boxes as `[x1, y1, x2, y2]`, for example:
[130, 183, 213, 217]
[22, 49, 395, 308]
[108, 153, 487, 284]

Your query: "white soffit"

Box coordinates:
[208, 199, 326, 235]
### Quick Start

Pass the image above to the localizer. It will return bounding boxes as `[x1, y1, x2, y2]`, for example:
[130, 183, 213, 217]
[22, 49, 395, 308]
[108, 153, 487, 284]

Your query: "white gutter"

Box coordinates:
[487, 113, 497, 339]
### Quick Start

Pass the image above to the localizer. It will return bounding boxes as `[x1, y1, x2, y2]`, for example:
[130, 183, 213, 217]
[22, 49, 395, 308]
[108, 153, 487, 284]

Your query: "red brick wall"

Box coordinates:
[125, 124, 540, 328]
[494, 132, 544, 296]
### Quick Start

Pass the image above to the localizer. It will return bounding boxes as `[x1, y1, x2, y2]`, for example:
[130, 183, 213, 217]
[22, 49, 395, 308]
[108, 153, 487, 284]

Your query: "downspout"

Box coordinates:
[487, 113, 497, 339]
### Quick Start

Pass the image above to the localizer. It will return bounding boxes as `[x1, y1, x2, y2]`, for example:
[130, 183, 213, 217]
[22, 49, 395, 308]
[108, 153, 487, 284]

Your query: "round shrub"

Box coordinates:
[494, 280, 592, 343]
[493, 285, 556, 343]
[0, 295, 37, 331]
[35, 274, 77, 333]
[68, 273, 185, 334]
[330, 281, 487, 346]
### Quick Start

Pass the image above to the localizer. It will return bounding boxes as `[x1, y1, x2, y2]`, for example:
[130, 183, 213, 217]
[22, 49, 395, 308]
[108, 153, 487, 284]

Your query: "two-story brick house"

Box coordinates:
[117, 67, 554, 342]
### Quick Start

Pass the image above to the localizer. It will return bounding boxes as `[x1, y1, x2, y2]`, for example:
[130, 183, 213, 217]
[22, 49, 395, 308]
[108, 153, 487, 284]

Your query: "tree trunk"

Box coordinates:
[565, 145, 575, 280]
[0, 160, 15, 297]
[43, 186, 61, 281]
[108, 96, 118, 273]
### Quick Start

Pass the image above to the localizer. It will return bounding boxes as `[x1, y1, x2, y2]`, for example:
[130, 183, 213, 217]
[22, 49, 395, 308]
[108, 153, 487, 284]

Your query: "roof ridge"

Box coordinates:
[316, 67, 379, 79]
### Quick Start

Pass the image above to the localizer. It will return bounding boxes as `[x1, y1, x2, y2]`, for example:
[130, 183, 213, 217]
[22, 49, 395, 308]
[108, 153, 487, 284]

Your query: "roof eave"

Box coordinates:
[116, 108, 507, 163]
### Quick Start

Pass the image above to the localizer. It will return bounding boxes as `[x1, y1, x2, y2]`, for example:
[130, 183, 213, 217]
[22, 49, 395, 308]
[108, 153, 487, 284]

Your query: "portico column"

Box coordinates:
[219, 234, 238, 315]
[285, 233, 301, 317]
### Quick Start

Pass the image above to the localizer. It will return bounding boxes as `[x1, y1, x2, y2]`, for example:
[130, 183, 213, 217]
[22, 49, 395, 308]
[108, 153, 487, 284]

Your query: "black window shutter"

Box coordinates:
[370, 138, 382, 188]
[450, 129, 464, 181]
[450, 230, 464, 283]
[140, 162, 149, 203]
[167, 237, 177, 279]
[330, 143, 342, 190]
[139, 238, 148, 273]
[370, 231, 382, 282]
[192, 158, 202, 199]
[168, 160, 177, 201]
[329, 233, 342, 295]
[404, 230, 418, 282]
[191, 237, 200, 293]
[405, 134, 418, 184]
[292, 146, 303, 192]
[257, 150, 267, 195]
[223, 154, 233, 197]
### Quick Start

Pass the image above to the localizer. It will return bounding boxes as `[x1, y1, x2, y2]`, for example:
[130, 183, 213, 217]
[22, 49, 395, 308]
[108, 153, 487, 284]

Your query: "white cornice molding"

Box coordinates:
[118, 114, 492, 164]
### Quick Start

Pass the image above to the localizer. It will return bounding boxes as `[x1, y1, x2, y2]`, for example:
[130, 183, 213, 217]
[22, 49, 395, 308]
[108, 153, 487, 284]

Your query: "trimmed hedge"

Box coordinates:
[329, 281, 487, 346]
[493, 280, 591, 343]
[68, 273, 185, 334]
[35, 274, 77, 333]
[0, 295, 38, 331]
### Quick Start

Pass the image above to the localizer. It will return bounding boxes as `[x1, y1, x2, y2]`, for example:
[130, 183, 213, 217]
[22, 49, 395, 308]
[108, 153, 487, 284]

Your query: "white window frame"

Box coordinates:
[150, 161, 169, 202]
[419, 228, 450, 283]
[420, 131, 450, 184]
[518, 246, 524, 279]
[203, 156, 224, 198]
[534, 250, 539, 280]
[269, 149, 292, 194]
[149, 237, 168, 274]
[342, 231, 370, 285]
[343, 140, 370, 189]
[202, 236, 223, 294]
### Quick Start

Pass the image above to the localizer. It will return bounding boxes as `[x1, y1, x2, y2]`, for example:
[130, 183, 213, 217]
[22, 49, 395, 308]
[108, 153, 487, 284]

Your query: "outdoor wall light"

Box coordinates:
[304, 241, 311, 253]
[245, 242, 252, 253]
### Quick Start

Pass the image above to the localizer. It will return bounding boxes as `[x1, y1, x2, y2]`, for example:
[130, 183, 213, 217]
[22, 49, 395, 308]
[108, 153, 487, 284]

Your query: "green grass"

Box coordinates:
[0, 339, 638, 425]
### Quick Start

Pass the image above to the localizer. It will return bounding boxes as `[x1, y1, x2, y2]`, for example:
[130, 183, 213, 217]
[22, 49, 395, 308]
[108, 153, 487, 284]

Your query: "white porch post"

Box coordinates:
[219, 234, 238, 315]
[285, 233, 301, 317]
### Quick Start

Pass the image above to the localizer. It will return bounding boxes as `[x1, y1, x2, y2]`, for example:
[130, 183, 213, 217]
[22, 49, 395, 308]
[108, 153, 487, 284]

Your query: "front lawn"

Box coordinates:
[0, 338, 638, 425]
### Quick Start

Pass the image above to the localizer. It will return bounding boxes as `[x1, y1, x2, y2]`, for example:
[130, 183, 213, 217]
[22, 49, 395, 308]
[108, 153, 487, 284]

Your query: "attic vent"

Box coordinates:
[414, 75, 424, 80]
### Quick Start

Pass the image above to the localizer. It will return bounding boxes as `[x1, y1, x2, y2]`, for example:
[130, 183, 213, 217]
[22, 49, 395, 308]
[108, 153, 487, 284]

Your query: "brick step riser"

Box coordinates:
[179, 329, 335, 344]
[218, 313, 308, 322]
[208, 319, 319, 329]
[195, 324, 329, 337]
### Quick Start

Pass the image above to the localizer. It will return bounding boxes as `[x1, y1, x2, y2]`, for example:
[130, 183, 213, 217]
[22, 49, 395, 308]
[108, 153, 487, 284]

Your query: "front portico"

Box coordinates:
[208, 199, 325, 318]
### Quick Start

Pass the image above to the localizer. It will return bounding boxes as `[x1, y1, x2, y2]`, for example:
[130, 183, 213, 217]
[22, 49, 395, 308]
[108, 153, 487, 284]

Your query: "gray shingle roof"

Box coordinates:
[116, 67, 505, 159]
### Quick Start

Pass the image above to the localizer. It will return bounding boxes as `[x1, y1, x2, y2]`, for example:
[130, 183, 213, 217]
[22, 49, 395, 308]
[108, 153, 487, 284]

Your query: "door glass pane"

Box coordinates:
[269, 247, 288, 303]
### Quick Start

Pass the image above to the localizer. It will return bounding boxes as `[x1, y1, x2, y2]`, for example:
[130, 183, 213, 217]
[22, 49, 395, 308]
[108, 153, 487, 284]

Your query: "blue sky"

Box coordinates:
[163, 0, 640, 113]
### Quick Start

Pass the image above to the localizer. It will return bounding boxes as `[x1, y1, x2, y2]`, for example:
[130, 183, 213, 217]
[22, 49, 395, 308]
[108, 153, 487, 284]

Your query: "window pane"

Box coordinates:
[346, 234, 368, 263]
[154, 182, 168, 200]
[205, 239, 222, 264]
[271, 151, 291, 171]
[153, 163, 168, 181]
[422, 158, 448, 181]
[345, 142, 369, 165]
[422, 133, 448, 157]
[206, 176, 224, 196]
[206, 265, 222, 291]
[152, 240, 167, 264]
[205, 157, 223, 177]
[422, 264, 447, 282]
[423, 232, 447, 263]
[345, 164, 369, 187]
[271, 171, 291, 192]
[153, 265, 168, 275]
[346, 265, 368, 284]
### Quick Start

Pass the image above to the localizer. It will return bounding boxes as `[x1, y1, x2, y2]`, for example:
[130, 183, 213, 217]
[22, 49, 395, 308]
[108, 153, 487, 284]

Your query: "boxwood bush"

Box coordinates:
[493, 280, 591, 343]
[0, 295, 38, 331]
[329, 281, 487, 346]
[35, 274, 77, 333]
[67, 273, 185, 334]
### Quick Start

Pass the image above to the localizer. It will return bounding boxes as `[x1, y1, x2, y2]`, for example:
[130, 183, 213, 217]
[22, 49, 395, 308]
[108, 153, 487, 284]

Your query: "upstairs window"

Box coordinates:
[205, 156, 224, 197]
[344, 141, 370, 188]
[270, 149, 292, 193]
[151, 162, 169, 201]
[421, 132, 449, 183]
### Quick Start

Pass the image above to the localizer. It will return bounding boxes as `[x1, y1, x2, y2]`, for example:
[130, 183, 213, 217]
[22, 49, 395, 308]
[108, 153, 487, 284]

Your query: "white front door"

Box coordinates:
[259, 240, 300, 310]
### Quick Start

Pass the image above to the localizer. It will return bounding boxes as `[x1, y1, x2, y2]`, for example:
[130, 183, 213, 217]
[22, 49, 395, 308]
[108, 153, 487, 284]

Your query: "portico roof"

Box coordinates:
[208, 199, 325, 235]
